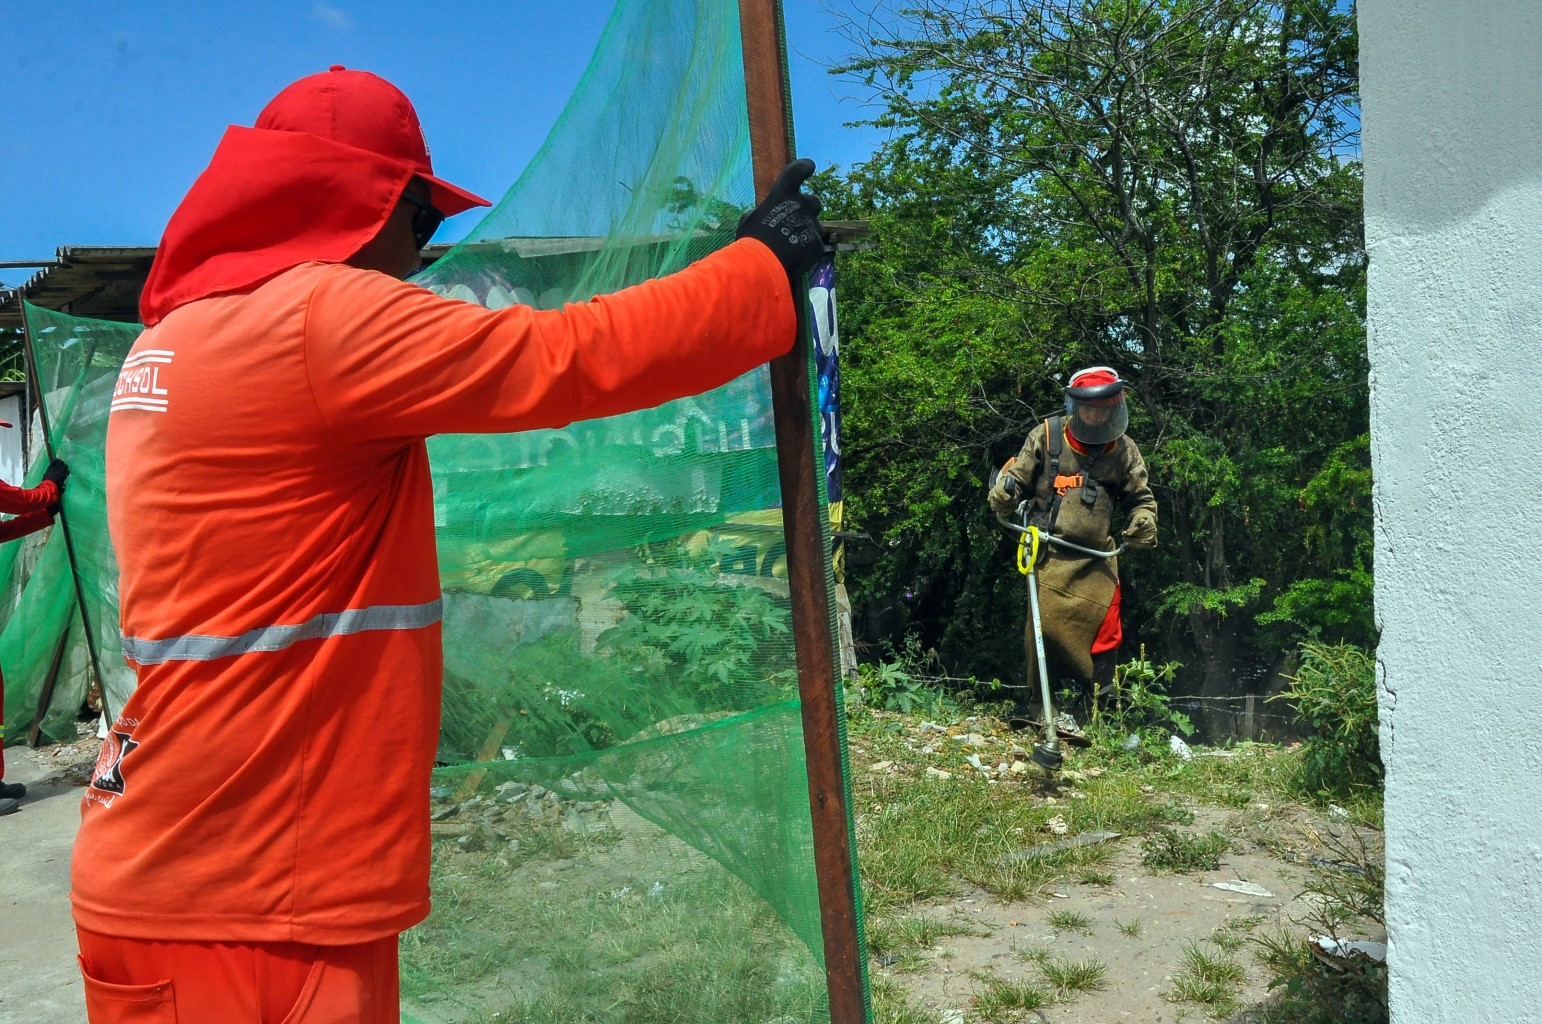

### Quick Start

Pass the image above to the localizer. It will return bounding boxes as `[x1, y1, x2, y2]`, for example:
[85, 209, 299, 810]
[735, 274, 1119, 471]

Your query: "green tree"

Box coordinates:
[821, 0, 1369, 727]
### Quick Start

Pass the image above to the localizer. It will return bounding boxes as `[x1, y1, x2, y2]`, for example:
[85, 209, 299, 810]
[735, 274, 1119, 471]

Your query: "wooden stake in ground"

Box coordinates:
[737, 4, 871, 1021]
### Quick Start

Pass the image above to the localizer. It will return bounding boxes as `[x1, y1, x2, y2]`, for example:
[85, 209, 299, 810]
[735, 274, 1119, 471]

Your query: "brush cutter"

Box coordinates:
[990, 467, 1124, 771]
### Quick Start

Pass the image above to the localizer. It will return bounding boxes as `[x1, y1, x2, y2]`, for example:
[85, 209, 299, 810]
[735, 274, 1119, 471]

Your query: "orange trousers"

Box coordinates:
[75, 927, 398, 1023]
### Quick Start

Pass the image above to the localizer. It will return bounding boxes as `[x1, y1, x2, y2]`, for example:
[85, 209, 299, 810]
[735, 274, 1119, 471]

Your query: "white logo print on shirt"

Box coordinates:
[112, 350, 174, 413]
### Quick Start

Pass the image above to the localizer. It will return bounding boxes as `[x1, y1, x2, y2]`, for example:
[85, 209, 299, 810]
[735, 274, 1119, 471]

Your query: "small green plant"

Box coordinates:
[971, 973, 1048, 1020]
[1092, 649, 1193, 746]
[1036, 955, 1108, 998]
[1140, 828, 1230, 872]
[1047, 909, 1093, 934]
[1015, 945, 1053, 966]
[1269, 642, 1381, 797]
[1115, 918, 1143, 937]
[861, 661, 928, 714]
[1170, 940, 1246, 1014]
[1078, 867, 1115, 886]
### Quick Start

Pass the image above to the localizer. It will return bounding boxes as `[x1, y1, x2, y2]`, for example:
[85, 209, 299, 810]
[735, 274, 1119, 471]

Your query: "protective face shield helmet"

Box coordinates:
[1064, 366, 1129, 446]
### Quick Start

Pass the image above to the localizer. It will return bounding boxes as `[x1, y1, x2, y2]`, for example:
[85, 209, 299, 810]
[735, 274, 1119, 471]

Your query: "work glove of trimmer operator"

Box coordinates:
[1122, 508, 1158, 549]
[42, 458, 70, 489]
[988, 460, 1021, 515]
[736, 158, 826, 278]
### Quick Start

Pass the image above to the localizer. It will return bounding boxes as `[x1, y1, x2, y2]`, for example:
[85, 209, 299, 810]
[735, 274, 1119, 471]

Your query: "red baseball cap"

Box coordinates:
[0, 420, 12, 428]
[255, 66, 490, 216]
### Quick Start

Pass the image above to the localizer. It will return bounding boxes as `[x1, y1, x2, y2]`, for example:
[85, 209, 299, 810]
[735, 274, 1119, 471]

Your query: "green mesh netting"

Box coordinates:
[4, 2, 870, 1021]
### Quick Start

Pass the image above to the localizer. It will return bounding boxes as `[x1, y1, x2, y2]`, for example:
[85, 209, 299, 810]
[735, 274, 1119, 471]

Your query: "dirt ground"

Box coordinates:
[877, 804, 1330, 1023]
[1, 728, 1377, 1024]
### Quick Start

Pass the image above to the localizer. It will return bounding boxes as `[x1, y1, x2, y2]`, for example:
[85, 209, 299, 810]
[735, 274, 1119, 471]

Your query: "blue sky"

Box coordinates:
[0, 1, 888, 288]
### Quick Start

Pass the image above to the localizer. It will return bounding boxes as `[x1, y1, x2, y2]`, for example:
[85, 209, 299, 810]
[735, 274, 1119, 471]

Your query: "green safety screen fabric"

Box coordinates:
[4, 2, 870, 1021]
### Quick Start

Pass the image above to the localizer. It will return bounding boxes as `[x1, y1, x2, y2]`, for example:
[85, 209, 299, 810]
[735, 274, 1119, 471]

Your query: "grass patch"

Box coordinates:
[1115, 917, 1143, 937]
[1047, 909, 1094, 934]
[971, 973, 1049, 1021]
[1169, 940, 1246, 1015]
[867, 914, 977, 972]
[1015, 945, 1053, 966]
[1140, 828, 1231, 872]
[402, 831, 826, 1023]
[1036, 955, 1108, 998]
[1078, 867, 1116, 885]
[871, 977, 939, 1024]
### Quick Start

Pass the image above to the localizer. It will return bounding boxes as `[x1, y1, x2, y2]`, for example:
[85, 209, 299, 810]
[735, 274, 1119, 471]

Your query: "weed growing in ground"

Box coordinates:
[1047, 909, 1093, 934]
[1140, 828, 1231, 872]
[871, 978, 938, 1024]
[971, 973, 1049, 1021]
[867, 914, 978, 972]
[1091, 651, 1193, 747]
[1036, 955, 1109, 998]
[1078, 867, 1115, 885]
[1170, 940, 1246, 1015]
[1115, 918, 1143, 937]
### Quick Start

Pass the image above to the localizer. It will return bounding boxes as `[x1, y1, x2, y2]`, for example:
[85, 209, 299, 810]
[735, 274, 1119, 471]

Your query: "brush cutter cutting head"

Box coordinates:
[1031, 742, 1064, 771]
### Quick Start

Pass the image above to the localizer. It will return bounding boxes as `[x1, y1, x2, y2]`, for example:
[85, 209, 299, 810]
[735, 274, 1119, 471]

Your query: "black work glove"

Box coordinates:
[735, 158, 826, 277]
[42, 458, 70, 489]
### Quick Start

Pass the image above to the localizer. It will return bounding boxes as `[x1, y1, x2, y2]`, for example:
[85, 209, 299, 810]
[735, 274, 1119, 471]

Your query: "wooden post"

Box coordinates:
[1243, 694, 1256, 742]
[738, 5, 870, 1022]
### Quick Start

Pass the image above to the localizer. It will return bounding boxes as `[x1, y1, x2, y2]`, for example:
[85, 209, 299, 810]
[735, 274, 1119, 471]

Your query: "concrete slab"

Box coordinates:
[0, 745, 87, 1024]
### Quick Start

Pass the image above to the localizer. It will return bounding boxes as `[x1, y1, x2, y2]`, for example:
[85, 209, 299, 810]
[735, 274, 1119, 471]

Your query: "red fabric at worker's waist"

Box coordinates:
[1092, 581, 1122, 654]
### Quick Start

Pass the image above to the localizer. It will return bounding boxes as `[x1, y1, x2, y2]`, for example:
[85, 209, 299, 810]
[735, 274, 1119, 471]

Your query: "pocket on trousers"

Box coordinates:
[78, 956, 177, 1024]
[277, 957, 336, 1024]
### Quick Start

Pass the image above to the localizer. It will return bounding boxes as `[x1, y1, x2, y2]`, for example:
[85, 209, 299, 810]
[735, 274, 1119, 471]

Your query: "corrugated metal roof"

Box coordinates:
[1, 220, 873, 332]
[0, 247, 158, 330]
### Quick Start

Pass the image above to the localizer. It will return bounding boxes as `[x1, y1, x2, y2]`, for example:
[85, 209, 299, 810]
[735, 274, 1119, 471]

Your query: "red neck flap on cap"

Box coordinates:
[139, 67, 490, 326]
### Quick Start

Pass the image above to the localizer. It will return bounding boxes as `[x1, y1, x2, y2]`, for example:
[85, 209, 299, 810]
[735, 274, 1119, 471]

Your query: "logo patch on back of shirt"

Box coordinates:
[112, 350, 175, 414]
[86, 717, 141, 808]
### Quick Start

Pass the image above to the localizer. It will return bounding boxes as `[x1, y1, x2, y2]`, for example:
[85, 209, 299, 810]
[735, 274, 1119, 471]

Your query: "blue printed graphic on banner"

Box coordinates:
[808, 258, 841, 506]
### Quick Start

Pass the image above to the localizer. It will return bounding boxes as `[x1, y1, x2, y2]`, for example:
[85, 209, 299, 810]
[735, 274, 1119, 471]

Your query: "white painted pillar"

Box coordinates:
[1362, 2, 1542, 1019]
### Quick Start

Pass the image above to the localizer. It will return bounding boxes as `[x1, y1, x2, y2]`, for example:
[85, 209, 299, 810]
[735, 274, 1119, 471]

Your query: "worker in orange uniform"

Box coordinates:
[0, 443, 69, 817]
[71, 66, 825, 1023]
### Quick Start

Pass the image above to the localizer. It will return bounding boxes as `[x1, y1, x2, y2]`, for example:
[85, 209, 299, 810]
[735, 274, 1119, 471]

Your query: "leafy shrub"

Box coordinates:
[1270, 642, 1381, 797]
[599, 538, 794, 710]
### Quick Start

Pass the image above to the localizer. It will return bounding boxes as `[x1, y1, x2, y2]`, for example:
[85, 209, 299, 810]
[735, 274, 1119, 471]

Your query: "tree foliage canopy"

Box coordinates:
[819, 0, 1369, 720]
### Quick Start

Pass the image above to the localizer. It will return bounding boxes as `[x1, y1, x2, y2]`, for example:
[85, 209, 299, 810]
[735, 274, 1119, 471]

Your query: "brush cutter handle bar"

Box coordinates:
[994, 512, 1127, 558]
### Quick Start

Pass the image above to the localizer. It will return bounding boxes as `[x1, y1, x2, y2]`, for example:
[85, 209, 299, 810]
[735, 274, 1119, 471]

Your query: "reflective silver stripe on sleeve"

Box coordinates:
[120, 598, 444, 666]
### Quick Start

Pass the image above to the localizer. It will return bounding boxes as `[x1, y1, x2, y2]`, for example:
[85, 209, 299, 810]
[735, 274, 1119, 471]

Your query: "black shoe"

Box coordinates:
[0, 797, 19, 816]
[0, 781, 24, 801]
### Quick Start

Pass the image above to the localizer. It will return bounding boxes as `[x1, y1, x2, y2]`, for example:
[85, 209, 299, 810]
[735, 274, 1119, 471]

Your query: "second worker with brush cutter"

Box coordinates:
[987, 367, 1158, 735]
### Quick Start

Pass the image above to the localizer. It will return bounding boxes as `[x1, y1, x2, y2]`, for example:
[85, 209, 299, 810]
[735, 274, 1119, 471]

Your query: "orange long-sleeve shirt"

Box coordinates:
[73, 239, 794, 943]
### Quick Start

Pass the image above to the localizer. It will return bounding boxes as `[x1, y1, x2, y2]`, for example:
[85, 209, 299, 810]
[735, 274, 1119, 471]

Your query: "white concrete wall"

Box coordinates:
[1361, 2, 1542, 1019]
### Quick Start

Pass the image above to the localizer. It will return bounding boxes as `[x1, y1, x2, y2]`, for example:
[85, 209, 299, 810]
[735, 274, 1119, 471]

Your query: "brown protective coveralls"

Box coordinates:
[991, 419, 1157, 687]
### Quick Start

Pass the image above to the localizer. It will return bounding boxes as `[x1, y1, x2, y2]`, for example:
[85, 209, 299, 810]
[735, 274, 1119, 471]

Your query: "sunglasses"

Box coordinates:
[400, 190, 446, 250]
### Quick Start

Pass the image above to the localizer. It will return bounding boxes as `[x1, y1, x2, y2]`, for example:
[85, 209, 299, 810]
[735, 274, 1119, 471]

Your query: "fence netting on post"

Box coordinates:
[4, 1, 867, 1020]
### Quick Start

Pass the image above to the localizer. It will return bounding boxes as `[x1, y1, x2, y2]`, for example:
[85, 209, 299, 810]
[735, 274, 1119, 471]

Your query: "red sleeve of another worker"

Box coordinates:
[301, 238, 796, 440]
[0, 479, 58, 544]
